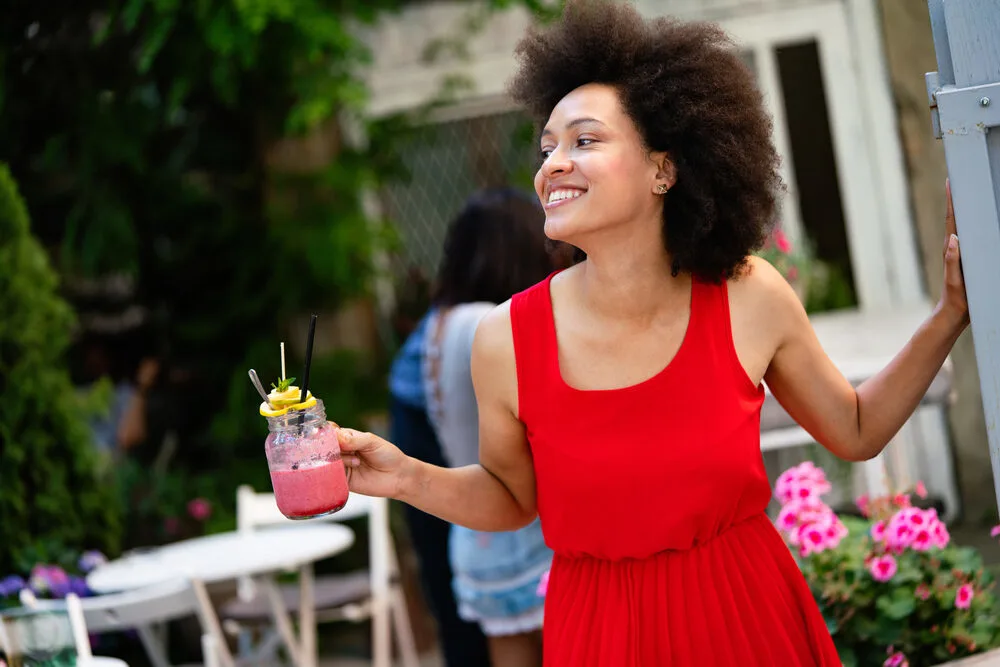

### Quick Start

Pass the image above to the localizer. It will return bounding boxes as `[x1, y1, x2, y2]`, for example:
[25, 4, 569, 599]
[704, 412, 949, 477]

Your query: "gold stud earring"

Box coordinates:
[655, 184, 669, 195]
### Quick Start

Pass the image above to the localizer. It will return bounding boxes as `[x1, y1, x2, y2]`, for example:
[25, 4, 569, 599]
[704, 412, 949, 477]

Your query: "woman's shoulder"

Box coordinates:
[727, 255, 800, 307]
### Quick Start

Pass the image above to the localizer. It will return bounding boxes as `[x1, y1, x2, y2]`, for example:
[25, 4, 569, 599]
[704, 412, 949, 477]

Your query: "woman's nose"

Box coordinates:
[543, 147, 572, 177]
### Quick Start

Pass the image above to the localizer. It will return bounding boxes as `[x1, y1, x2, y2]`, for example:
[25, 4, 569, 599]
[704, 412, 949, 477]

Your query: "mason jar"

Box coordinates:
[264, 400, 349, 519]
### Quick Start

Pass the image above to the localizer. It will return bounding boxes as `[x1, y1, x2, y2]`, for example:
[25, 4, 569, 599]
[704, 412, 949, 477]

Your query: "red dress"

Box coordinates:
[510, 273, 841, 666]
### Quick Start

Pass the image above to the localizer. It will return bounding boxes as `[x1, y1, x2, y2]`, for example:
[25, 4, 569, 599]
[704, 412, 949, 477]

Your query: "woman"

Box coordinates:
[336, 2, 969, 665]
[423, 188, 557, 667]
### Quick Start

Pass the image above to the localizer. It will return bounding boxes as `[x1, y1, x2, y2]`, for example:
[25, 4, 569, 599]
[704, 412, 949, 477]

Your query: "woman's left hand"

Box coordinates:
[937, 179, 970, 330]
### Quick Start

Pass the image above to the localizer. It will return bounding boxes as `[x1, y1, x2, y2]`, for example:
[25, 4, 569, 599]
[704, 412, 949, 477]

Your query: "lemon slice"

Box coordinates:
[259, 394, 318, 417]
[268, 386, 313, 408]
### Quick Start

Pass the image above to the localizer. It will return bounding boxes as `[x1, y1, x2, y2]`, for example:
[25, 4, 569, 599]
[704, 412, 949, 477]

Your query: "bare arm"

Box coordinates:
[338, 303, 537, 531]
[760, 184, 968, 461]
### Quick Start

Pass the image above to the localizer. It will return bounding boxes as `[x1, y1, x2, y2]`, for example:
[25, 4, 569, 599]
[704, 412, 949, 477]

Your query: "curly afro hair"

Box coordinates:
[507, 0, 783, 282]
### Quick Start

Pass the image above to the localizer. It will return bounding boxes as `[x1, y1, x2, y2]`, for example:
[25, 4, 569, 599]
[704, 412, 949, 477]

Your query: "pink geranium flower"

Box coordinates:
[856, 494, 871, 518]
[915, 584, 931, 601]
[931, 520, 950, 548]
[914, 481, 927, 498]
[187, 498, 212, 521]
[956, 584, 974, 609]
[990, 524, 1000, 539]
[911, 529, 933, 552]
[871, 520, 887, 543]
[869, 554, 898, 582]
[884, 650, 909, 667]
[774, 230, 792, 253]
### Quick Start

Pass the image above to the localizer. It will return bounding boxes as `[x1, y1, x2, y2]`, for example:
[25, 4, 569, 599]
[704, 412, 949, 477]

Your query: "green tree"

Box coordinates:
[0, 164, 120, 574]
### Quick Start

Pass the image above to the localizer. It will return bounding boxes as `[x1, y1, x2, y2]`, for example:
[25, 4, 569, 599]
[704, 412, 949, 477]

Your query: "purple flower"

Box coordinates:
[0, 575, 25, 598]
[78, 550, 107, 574]
[30, 565, 70, 598]
[69, 576, 91, 598]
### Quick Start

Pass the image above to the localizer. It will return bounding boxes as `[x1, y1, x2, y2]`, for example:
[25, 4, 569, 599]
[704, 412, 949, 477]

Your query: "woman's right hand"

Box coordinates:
[336, 427, 413, 499]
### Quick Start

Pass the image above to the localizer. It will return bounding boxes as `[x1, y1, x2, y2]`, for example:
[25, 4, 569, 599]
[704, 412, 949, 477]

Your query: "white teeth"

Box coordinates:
[547, 189, 585, 204]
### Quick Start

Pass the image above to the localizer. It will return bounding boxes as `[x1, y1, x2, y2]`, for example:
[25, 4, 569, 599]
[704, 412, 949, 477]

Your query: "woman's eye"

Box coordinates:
[578, 137, 595, 147]
[539, 148, 553, 160]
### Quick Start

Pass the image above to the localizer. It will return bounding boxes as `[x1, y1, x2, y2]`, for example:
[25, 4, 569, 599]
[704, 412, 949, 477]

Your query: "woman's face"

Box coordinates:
[534, 83, 672, 248]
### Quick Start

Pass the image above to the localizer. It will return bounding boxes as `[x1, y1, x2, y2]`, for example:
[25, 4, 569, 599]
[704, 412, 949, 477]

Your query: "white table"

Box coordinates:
[88, 524, 355, 667]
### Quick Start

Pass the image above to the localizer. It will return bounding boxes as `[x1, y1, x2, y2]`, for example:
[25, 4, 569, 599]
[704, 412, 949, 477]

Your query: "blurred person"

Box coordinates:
[422, 188, 558, 667]
[334, 2, 970, 665]
[387, 296, 491, 666]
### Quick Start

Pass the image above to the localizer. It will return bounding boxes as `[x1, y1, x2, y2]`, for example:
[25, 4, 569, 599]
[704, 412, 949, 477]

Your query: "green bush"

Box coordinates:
[0, 163, 121, 575]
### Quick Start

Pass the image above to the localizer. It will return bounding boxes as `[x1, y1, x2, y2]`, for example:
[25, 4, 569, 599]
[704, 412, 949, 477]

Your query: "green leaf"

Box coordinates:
[270, 377, 296, 393]
[876, 588, 916, 620]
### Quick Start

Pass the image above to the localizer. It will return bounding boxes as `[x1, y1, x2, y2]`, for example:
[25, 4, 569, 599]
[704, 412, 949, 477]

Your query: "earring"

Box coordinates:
[655, 184, 669, 195]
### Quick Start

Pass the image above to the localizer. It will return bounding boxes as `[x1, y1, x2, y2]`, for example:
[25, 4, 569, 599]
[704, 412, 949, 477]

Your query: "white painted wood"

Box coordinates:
[752, 41, 806, 251]
[235, 487, 419, 667]
[65, 594, 92, 659]
[847, 0, 926, 304]
[928, 0, 1000, 516]
[32, 579, 230, 667]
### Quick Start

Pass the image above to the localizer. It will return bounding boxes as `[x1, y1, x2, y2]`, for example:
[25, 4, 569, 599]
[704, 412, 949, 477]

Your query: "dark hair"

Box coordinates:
[432, 187, 554, 306]
[507, 0, 782, 282]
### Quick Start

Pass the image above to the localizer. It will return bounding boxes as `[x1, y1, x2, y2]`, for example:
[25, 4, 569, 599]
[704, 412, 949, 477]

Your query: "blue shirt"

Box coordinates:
[389, 309, 436, 409]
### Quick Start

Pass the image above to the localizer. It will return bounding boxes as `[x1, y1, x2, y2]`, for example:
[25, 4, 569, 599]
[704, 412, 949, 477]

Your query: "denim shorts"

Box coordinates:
[449, 518, 552, 636]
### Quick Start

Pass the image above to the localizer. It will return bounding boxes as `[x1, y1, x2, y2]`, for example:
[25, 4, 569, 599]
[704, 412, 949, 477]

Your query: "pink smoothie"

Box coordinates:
[270, 460, 349, 519]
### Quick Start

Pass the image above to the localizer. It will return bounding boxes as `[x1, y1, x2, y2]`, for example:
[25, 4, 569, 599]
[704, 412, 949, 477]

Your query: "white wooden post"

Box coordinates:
[926, 0, 1000, 515]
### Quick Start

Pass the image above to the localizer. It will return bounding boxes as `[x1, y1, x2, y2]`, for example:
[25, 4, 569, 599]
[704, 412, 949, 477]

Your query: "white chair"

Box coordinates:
[31, 579, 233, 667]
[221, 486, 419, 667]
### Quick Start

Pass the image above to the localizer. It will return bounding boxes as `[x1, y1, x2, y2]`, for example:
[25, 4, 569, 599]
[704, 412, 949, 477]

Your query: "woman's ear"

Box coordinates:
[654, 153, 677, 191]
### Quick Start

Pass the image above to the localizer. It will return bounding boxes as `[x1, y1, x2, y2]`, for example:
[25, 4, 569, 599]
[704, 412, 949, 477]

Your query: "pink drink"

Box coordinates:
[263, 399, 349, 519]
[270, 461, 349, 519]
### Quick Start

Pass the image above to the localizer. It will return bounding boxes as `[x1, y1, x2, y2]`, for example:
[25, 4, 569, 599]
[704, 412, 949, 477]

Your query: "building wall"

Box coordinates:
[877, 0, 993, 523]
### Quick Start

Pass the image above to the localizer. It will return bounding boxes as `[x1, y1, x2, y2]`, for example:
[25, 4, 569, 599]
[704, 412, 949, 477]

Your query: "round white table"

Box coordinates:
[87, 523, 354, 593]
[86, 524, 355, 667]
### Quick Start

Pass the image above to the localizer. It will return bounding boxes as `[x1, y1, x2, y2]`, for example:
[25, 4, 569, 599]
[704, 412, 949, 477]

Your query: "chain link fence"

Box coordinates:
[380, 110, 539, 286]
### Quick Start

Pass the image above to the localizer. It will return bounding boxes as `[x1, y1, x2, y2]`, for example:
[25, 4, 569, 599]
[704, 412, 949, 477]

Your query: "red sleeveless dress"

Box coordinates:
[510, 273, 841, 666]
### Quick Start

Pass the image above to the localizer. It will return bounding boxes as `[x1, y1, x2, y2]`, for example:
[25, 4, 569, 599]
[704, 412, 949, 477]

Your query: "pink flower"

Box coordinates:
[884, 650, 909, 667]
[931, 521, 950, 548]
[915, 481, 927, 499]
[536, 570, 549, 597]
[893, 493, 912, 509]
[871, 520, 887, 543]
[869, 554, 898, 582]
[775, 462, 831, 504]
[915, 584, 931, 601]
[777, 503, 802, 533]
[990, 524, 1000, 539]
[774, 230, 792, 253]
[911, 529, 933, 552]
[856, 494, 871, 517]
[955, 584, 974, 609]
[187, 498, 212, 521]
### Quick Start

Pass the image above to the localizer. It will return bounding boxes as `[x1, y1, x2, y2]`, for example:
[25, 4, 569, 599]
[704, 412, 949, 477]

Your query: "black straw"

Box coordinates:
[299, 314, 317, 404]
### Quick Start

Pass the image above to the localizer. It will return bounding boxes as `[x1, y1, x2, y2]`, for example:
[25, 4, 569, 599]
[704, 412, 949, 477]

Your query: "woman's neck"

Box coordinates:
[572, 231, 687, 323]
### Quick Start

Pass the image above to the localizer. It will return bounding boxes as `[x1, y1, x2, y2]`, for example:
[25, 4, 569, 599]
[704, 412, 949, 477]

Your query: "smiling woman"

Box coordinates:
[330, 2, 969, 666]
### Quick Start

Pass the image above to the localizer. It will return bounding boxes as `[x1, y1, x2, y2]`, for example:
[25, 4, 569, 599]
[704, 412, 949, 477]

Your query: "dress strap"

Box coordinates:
[687, 277, 760, 397]
[509, 272, 560, 423]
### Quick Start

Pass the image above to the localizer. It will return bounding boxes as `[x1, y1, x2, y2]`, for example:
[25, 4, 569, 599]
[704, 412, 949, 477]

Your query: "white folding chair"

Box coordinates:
[32, 579, 233, 667]
[221, 486, 418, 667]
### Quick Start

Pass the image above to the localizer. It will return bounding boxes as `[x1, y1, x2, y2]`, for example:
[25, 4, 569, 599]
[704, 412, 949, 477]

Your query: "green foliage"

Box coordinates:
[271, 377, 296, 393]
[0, 164, 121, 575]
[0, 0, 559, 555]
